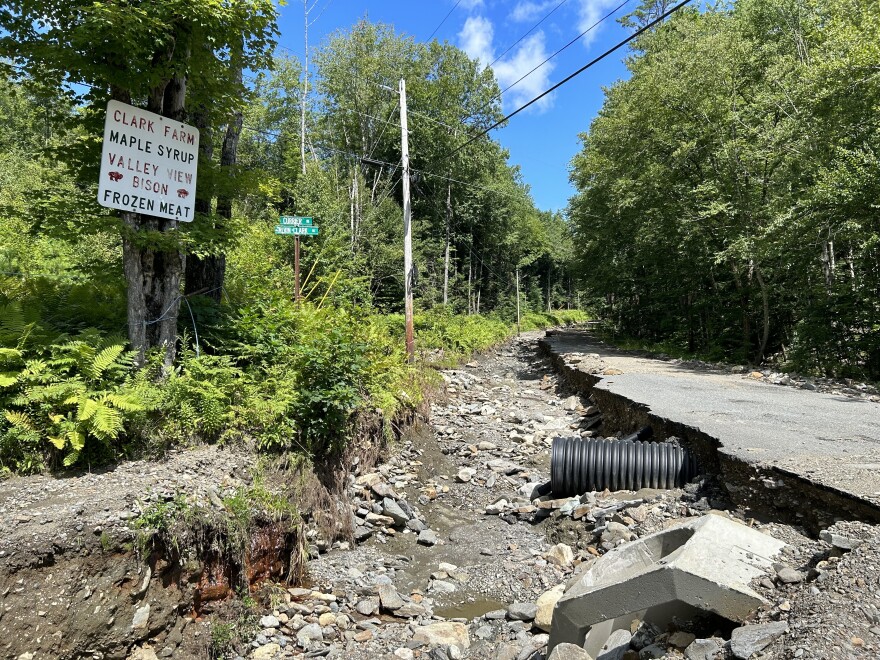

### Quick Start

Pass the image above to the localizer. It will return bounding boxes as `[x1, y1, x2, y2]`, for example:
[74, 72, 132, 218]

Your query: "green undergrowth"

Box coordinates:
[383, 308, 590, 367]
[0, 282, 587, 475]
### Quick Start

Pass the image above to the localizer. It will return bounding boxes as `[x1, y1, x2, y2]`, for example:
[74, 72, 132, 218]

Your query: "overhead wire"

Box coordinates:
[469, 0, 632, 122]
[487, 0, 569, 69]
[442, 0, 694, 162]
[426, 0, 463, 42]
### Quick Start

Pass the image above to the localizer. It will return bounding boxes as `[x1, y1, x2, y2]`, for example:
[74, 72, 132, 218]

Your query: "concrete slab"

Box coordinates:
[548, 514, 784, 656]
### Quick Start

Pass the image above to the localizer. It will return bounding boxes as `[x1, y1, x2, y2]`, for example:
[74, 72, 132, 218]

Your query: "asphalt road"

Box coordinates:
[543, 331, 880, 505]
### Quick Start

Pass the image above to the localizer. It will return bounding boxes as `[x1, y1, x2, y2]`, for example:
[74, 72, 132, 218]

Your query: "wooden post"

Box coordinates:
[516, 267, 521, 336]
[294, 236, 301, 302]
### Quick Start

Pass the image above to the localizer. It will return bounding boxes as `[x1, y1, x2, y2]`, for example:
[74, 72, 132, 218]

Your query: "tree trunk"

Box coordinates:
[755, 266, 770, 363]
[117, 75, 187, 370]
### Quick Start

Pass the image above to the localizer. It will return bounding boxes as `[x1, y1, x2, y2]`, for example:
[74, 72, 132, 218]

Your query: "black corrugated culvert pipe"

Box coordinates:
[551, 430, 698, 496]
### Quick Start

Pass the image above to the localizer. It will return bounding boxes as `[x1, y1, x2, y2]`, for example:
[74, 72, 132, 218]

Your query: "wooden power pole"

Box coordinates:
[400, 78, 415, 361]
[516, 267, 521, 336]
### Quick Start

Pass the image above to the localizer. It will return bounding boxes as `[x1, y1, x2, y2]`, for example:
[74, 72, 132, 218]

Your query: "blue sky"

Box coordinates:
[273, 0, 636, 213]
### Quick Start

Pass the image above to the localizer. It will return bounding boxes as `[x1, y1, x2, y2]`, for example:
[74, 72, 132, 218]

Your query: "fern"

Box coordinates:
[4, 410, 35, 431]
[89, 344, 126, 381]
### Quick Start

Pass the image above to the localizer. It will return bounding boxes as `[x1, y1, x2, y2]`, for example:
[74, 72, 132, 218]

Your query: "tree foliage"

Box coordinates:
[569, 0, 880, 376]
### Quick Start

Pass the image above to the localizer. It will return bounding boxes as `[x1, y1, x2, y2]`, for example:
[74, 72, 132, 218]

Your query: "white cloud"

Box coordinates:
[458, 15, 495, 68]
[492, 32, 556, 110]
[511, 0, 558, 23]
[576, 0, 621, 47]
[459, 15, 557, 113]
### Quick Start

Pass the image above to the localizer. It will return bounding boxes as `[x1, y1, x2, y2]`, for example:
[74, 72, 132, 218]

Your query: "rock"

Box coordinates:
[251, 643, 281, 660]
[447, 645, 463, 660]
[507, 602, 538, 621]
[601, 522, 633, 545]
[418, 529, 440, 546]
[730, 622, 788, 659]
[378, 583, 405, 611]
[545, 543, 575, 568]
[355, 597, 379, 616]
[260, 614, 280, 629]
[296, 622, 323, 646]
[382, 497, 410, 525]
[131, 603, 150, 631]
[457, 467, 477, 483]
[819, 529, 863, 551]
[685, 638, 723, 660]
[563, 396, 580, 411]
[128, 646, 160, 660]
[638, 644, 666, 659]
[535, 584, 565, 632]
[407, 517, 428, 532]
[396, 603, 427, 617]
[478, 441, 497, 450]
[518, 482, 544, 500]
[371, 481, 397, 499]
[774, 564, 805, 584]
[630, 620, 662, 650]
[430, 579, 457, 594]
[475, 624, 496, 640]
[548, 643, 594, 660]
[394, 648, 415, 660]
[318, 612, 336, 626]
[486, 499, 508, 515]
[485, 609, 507, 620]
[597, 629, 632, 660]
[668, 631, 696, 649]
[411, 622, 471, 649]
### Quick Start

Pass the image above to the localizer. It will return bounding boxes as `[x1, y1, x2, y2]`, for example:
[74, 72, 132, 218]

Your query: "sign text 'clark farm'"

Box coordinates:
[98, 100, 200, 222]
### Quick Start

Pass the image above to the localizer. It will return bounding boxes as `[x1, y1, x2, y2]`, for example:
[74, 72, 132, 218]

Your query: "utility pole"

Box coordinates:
[515, 267, 521, 336]
[400, 78, 415, 361]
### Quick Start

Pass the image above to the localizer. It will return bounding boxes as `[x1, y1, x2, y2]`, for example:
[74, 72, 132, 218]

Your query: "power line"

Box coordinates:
[444, 0, 694, 161]
[472, 0, 632, 122]
[427, 0, 463, 42]
[488, 0, 569, 70]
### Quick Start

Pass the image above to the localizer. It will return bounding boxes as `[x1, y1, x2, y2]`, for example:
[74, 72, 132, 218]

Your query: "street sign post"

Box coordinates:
[274, 216, 320, 302]
[274, 225, 320, 236]
[98, 100, 200, 222]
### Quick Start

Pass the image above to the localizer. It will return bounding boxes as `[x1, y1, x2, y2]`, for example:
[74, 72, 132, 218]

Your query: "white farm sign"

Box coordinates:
[98, 100, 200, 222]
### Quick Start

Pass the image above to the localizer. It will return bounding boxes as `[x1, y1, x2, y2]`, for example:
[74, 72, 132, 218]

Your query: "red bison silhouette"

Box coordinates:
[108, 171, 123, 182]
[177, 188, 189, 198]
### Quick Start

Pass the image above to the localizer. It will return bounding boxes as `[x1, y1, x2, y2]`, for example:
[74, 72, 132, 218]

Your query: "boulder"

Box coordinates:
[412, 622, 471, 649]
[535, 584, 566, 632]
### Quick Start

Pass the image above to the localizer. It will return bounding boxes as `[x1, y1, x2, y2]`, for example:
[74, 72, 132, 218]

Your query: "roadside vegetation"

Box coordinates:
[570, 0, 880, 379]
[0, 9, 585, 476]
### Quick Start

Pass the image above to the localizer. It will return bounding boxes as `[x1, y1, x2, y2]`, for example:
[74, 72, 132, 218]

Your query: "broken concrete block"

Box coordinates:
[730, 621, 788, 659]
[548, 514, 785, 658]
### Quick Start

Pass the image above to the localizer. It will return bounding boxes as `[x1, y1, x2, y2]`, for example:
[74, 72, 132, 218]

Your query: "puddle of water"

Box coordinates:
[434, 599, 508, 620]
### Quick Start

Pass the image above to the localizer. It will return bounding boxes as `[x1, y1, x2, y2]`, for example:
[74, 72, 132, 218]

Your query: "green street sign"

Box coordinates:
[274, 225, 320, 236]
[279, 215, 313, 226]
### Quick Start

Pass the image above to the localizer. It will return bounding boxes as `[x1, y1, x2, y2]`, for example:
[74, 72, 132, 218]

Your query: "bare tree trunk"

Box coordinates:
[300, 0, 309, 174]
[467, 253, 473, 314]
[443, 180, 451, 305]
[755, 266, 770, 363]
[117, 72, 187, 370]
